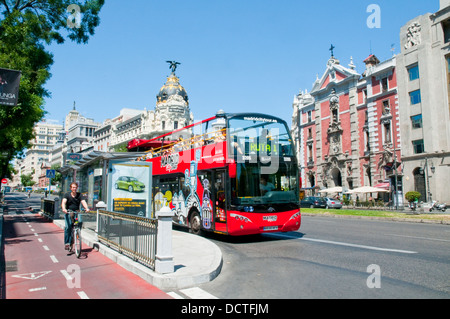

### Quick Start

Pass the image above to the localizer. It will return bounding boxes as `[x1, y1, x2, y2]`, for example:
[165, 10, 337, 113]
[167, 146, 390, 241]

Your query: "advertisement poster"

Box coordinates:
[0, 68, 21, 106]
[107, 161, 152, 217]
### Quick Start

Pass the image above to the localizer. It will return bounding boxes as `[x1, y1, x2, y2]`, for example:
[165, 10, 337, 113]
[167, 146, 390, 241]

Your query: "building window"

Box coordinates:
[383, 122, 391, 144]
[412, 139, 425, 154]
[307, 111, 312, 123]
[174, 121, 178, 130]
[381, 77, 388, 92]
[443, 20, 450, 44]
[411, 114, 423, 129]
[409, 90, 422, 105]
[408, 64, 420, 81]
[447, 55, 450, 115]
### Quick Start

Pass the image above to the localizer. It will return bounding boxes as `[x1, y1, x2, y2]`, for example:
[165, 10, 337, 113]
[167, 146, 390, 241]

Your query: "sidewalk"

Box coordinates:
[48, 215, 223, 290]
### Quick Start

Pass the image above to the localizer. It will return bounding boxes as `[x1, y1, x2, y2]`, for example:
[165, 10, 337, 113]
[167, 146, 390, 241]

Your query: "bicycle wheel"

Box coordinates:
[74, 227, 82, 258]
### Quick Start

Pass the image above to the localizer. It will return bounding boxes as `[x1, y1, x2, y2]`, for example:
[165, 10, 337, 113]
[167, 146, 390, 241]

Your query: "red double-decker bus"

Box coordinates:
[128, 112, 301, 236]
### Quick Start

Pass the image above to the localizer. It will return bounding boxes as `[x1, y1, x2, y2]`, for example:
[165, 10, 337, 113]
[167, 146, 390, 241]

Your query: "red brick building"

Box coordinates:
[291, 54, 402, 203]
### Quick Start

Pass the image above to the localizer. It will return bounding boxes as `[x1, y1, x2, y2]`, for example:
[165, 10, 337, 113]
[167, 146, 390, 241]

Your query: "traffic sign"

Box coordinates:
[46, 170, 56, 179]
[1, 178, 7, 184]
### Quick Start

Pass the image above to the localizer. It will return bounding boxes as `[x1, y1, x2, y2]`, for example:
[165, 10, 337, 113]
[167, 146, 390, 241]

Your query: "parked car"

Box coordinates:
[115, 176, 145, 192]
[300, 196, 327, 208]
[324, 197, 342, 209]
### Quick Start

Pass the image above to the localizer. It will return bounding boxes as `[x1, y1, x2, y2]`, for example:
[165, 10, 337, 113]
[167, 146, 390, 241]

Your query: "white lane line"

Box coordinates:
[77, 291, 90, 299]
[385, 233, 450, 243]
[43, 245, 50, 251]
[60, 269, 72, 281]
[179, 287, 218, 299]
[34, 233, 38, 237]
[50, 255, 59, 263]
[38, 238, 43, 243]
[266, 233, 418, 254]
[29, 287, 47, 292]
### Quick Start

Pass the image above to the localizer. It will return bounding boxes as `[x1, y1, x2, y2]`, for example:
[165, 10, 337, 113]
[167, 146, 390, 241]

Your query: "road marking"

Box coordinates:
[386, 233, 450, 243]
[29, 287, 47, 292]
[12, 271, 52, 280]
[77, 291, 90, 299]
[266, 233, 418, 254]
[34, 233, 38, 237]
[50, 255, 59, 263]
[43, 245, 50, 251]
[179, 287, 218, 299]
[38, 238, 43, 242]
[60, 270, 72, 281]
[30, 228, 35, 231]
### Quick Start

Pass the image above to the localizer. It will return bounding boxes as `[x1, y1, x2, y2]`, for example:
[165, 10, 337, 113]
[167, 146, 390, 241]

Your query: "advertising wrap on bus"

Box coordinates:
[129, 112, 301, 236]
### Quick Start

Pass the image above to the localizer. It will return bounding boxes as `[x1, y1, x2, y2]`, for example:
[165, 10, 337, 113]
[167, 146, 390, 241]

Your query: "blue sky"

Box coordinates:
[43, 0, 438, 127]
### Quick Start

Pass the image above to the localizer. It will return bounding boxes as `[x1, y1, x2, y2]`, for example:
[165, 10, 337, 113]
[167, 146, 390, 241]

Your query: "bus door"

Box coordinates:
[213, 170, 227, 233]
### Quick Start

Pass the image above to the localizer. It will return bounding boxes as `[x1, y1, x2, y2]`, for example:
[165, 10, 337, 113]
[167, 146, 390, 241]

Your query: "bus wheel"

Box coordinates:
[190, 211, 201, 235]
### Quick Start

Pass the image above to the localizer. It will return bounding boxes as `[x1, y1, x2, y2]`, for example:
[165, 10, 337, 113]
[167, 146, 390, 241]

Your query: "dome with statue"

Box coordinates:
[156, 63, 189, 106]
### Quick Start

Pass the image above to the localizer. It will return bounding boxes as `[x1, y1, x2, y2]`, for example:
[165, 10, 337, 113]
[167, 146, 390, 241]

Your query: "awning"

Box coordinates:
[319, 186, 343, 194]
[374, 182, 390, 190]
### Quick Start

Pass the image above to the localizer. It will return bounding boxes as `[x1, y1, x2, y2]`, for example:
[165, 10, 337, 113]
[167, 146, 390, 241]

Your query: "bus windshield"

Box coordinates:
[228, 116, 294, 157]
[232, 161, 299, 207]
[228, 115, 298, 207]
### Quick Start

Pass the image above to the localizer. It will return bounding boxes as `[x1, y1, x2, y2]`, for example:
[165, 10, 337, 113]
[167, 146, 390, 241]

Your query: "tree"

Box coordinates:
[20, 173, 35, 187]
[0, 0, 105, 178]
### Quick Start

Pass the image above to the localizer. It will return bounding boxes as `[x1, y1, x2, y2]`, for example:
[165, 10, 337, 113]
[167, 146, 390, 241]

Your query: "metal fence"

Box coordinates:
[41, 198, 59, 219]
[97, 210, 158, 270]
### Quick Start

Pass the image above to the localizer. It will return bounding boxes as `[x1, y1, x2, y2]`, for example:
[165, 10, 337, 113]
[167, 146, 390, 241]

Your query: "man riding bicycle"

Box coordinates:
[61, 182, 90, 250]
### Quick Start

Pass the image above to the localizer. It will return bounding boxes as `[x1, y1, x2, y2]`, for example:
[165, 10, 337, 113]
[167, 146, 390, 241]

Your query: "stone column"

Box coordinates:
[155, 206, 174, 274]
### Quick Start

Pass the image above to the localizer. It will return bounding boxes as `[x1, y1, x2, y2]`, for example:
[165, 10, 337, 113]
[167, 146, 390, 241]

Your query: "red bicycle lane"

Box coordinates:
[2, 214, 172, 299]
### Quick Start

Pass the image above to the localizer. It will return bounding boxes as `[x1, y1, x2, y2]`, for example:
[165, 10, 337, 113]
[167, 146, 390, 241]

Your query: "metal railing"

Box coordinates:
[97, 210, 158, 270]
[41, 198, 60, 219]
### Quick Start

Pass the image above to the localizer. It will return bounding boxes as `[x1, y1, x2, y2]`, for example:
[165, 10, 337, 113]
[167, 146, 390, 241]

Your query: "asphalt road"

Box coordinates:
[196, 215, 450, 299]
[3, 192, 449, 299]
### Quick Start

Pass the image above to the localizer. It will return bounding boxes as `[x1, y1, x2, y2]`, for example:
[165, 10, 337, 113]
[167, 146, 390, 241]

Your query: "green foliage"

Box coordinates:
[0, 0, 105, 178]
[405, 191, 421, 203]
[20, 173, 35, 187]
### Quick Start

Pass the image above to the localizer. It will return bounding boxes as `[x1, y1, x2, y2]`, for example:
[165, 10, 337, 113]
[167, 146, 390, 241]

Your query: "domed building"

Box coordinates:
[109, 62, 194, 151]
[157, 73, 189, 107]
[153, 63, 193, 137]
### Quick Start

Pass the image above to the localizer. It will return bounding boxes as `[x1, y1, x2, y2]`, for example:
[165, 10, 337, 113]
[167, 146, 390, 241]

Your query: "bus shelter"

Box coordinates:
[58, 151, 146, 210]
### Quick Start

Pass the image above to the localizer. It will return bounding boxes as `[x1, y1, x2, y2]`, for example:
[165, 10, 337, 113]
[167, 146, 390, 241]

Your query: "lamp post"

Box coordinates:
[424, 158, 433, 203]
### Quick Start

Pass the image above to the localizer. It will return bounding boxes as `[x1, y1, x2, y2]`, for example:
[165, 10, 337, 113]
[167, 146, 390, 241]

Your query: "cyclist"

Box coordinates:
[61, 182, 90, 250]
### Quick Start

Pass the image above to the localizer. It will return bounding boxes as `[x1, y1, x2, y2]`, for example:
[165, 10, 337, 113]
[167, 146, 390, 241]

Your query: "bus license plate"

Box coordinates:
[263, 226, 278, 231]
[263, 215, 277, 222]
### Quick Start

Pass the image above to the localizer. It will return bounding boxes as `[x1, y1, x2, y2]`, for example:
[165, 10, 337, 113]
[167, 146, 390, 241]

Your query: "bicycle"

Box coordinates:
[67, 210, 83, 258]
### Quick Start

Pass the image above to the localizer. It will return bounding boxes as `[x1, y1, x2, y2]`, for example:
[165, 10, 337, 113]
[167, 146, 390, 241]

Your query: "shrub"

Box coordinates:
[405, 191, 421, 203]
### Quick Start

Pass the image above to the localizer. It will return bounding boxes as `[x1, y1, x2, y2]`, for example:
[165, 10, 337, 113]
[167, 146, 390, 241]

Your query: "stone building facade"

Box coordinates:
[292, 54, 402, 203]
[396, 0, 450, 204]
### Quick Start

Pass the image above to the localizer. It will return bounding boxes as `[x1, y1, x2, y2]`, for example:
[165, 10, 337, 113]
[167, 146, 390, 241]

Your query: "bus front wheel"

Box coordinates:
[190, 211, 201, 235]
